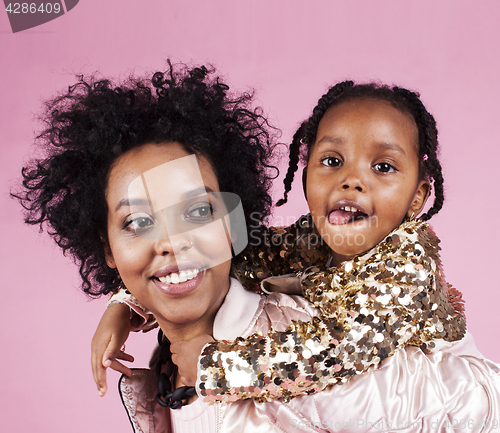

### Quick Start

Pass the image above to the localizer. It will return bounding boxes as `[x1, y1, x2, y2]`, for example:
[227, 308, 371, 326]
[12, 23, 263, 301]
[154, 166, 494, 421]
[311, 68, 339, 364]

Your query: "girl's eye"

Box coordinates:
[125, 216, 155, 235]
[185, 203, 214, 223]
[321, 156, 342, 167]
[373, 162, 396, 173]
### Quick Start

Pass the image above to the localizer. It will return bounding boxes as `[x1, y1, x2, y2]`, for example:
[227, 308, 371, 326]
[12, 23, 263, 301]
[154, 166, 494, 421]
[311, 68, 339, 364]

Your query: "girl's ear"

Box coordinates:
[408, 179, 431, 219]
[302, 167, 308, 200]
[100, 234, 116, 269]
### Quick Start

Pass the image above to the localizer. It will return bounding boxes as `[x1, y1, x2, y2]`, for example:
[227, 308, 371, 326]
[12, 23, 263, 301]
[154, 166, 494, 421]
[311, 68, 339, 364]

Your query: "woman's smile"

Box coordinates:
[151, 262, 205, 295]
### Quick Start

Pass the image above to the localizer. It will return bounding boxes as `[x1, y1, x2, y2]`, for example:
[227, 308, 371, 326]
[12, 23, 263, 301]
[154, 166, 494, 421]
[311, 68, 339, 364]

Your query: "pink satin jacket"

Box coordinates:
[120, 279, 500, 432]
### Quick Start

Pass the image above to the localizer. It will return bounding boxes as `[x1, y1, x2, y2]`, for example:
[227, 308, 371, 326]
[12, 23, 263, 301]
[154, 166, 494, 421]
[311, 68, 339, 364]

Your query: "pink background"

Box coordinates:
[2, 1, 499, 431]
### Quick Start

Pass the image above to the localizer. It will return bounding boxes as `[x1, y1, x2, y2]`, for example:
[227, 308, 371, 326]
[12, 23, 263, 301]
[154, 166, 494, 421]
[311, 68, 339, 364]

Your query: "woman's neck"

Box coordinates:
[156, 276, 231, 342]
[158, 315, 215, 343]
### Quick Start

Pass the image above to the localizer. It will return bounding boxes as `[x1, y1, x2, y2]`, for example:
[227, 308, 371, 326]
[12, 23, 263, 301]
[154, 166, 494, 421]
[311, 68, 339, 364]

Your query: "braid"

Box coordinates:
[276, 123, 305, 206]
[392, 87, 444, 220]
[303, 81, 355, 147]
[277, 81, 354, 206]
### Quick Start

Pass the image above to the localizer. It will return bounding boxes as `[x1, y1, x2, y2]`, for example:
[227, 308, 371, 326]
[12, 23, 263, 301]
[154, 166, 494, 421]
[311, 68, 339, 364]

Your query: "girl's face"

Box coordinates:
[306, 98, 429, 264]
[104, 142, 232, 341]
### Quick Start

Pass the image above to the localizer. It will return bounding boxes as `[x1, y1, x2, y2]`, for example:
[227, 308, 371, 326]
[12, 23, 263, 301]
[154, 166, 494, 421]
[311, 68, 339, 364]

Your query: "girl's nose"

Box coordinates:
[340, 164, 366, 192]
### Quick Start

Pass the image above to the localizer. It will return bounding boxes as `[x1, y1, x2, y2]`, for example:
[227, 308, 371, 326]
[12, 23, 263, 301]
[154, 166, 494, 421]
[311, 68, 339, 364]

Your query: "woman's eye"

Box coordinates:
[185, 204, 214, 222]
[126, 216, 155, 234]
[321, 157, 342, 167]
[373, 162, 396, 173]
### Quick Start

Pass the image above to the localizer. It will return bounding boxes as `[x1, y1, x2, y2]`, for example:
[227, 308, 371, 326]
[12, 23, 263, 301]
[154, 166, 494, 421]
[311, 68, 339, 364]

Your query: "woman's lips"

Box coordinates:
[152, 269, 204, 295]
[151, 262, 205, 295]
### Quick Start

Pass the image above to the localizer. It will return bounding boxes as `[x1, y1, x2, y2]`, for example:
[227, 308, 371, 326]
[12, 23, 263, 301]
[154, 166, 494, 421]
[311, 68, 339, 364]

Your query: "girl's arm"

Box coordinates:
[197, 221, 467, 403]
[90, 288, 158, 395]
[91, 303, 135, 396]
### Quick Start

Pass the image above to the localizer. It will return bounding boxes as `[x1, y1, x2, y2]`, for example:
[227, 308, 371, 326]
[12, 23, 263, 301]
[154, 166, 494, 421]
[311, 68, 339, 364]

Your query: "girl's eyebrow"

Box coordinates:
[316, 137, 407, 157]
[373, 141, 407, 157]
[316, 136, 344, 147]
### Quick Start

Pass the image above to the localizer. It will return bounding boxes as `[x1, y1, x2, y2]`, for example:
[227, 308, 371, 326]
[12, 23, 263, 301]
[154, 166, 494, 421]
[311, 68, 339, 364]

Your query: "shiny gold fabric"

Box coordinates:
[231, 214, 331, 292]
[199, 219, 466, 403]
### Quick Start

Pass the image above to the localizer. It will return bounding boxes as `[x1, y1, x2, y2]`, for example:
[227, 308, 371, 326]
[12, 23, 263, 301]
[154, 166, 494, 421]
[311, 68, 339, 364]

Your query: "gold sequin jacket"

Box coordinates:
[110, 216, 466, 403]
[198, 218, 466, 402]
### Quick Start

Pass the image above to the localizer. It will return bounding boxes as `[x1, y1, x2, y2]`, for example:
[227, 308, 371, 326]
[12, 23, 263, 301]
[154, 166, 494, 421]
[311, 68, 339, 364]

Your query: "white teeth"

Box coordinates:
[341, 206, 357, 212]
[158, 269, 200, 285]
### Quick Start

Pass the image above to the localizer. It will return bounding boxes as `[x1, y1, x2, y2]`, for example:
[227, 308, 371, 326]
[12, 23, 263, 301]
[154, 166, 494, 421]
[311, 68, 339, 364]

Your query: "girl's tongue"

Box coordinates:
[329, 209, 366, 225]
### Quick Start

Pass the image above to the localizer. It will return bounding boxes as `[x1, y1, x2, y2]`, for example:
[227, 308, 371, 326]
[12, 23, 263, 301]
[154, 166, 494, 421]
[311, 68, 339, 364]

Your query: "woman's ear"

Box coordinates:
[100, 234, 116, 269]
[408, 179, 431, 219]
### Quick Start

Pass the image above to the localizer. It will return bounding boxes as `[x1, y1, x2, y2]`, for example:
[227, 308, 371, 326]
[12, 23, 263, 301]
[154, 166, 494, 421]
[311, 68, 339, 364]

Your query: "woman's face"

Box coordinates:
[105, 142, 232, 340]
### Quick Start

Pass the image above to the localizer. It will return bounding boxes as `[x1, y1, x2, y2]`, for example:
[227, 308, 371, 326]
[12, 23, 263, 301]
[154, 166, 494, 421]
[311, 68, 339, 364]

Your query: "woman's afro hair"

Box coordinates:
[277, 81, 444, 222]
[13, 62, 278, 297]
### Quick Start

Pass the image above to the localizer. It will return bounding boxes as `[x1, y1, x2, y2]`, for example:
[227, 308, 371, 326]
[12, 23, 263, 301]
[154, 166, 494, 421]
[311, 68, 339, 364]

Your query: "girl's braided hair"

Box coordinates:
[13, 62, 277, 297]
[277, 81, 444, 221]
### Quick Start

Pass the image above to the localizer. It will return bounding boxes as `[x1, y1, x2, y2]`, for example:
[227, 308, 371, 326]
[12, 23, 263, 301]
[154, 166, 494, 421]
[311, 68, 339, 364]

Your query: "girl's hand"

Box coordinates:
[171, 334, 215, 386]
[91, 303, 134, 396]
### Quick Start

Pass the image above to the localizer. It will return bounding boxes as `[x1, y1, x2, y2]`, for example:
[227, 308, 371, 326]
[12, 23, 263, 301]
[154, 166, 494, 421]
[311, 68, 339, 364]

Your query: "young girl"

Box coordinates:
[92, 81, 500, 427]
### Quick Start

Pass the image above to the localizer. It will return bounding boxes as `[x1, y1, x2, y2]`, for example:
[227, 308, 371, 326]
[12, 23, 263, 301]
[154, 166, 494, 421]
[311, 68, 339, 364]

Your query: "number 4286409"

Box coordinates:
[6, 3, 62, 14]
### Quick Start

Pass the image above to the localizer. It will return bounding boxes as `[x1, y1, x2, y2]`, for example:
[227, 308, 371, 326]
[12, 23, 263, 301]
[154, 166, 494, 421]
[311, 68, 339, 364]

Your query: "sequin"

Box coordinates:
[200, 218, 466, 403]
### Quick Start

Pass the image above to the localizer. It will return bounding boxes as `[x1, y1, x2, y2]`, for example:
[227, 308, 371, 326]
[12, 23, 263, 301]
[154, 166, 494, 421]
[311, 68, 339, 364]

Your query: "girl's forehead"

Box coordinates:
[325, 98, 413, 122]
[318, 98, 419, 148]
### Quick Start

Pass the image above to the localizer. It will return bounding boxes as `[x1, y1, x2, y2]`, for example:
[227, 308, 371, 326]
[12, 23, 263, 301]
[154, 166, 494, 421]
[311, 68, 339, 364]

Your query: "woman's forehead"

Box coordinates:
[107, 142, 219, 207]
[129, 154, 208, 213]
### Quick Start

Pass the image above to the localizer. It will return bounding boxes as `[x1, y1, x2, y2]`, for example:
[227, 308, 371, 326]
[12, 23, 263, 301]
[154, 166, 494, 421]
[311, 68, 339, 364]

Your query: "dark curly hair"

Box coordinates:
[276, 81, 443, 221]
[13, 62, 278, 297]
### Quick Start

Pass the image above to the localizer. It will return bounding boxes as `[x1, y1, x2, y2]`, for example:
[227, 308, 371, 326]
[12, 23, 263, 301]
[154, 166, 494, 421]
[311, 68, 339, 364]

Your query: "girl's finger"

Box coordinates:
[108, 359, 133, 377]
[91, 347, 108, 396]
[116, 350, 135, 363]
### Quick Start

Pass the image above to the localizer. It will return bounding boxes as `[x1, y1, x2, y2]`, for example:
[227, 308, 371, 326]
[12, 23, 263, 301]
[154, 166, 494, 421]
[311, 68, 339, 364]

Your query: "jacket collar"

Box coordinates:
[212, 278, 261, 341]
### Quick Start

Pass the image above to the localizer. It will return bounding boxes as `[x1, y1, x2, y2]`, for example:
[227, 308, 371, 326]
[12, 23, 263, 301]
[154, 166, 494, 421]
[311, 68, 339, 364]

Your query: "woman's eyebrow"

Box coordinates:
[115, 197, 150, 211]
[181, 186, 216, 200]
[115, 187, 218, 212]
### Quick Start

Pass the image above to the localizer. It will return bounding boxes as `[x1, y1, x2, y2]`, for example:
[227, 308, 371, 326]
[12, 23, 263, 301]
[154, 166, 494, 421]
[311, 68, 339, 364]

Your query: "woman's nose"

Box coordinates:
[154, 233, 193, 256]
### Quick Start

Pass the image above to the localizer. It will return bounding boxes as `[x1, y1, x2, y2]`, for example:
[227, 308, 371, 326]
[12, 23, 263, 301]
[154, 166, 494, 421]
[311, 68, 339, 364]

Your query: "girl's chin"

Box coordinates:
[321, 233, 376, 262]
